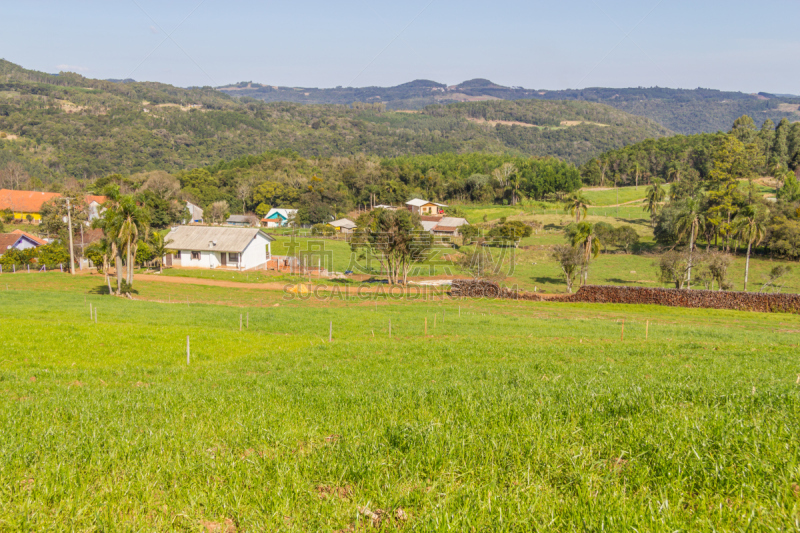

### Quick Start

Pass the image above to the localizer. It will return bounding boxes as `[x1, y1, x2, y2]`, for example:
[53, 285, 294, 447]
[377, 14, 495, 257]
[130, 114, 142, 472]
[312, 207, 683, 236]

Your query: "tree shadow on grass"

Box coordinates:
[87, 285, 140, 295]
[531, 276, 562, 285]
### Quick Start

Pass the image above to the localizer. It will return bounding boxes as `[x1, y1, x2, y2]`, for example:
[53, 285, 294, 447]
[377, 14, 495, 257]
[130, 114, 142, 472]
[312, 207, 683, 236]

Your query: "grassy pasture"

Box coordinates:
[1, 274, 800, 530]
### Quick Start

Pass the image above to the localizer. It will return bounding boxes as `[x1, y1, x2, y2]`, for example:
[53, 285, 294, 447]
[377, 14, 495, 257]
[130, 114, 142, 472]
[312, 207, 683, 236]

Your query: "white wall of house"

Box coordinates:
[178, 250, 221, 269]
[240, 233, 271, 269]
[175, 234, 270, 270]
[14, 238, 39, 251]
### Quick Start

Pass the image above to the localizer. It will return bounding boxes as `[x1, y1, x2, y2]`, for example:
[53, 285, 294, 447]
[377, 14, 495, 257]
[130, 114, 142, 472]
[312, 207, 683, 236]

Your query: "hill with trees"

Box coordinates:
[220, 79, 800, 135]
[0, 60, 669, 187]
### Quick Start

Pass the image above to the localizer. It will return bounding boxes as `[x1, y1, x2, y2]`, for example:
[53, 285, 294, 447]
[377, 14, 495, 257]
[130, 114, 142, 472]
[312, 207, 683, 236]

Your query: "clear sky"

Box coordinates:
[2, 0, 798, 93]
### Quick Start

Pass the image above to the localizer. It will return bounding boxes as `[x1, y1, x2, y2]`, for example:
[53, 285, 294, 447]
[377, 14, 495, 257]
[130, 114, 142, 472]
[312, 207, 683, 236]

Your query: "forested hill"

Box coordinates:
[220, 79, 800, 135]
[0, 60, 669, 186]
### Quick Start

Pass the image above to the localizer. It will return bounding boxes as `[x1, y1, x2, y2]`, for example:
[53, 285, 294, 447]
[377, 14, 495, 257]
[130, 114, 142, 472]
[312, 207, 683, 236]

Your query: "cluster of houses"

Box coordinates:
[0, 189, 107, 260]
[1, 189, 469, 275]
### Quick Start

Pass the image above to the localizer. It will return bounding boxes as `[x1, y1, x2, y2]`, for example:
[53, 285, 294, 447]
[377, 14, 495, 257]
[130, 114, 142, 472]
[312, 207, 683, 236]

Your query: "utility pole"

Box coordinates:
[66, 197, 75, 275]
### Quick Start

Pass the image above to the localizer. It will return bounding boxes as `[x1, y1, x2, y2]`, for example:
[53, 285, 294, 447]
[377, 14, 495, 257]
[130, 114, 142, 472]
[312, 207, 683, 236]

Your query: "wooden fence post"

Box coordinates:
[424, 317, 427, 335]
[94, 308, 97, 324]
[645, 320, 649, 341]
[246, 312, 249, 329]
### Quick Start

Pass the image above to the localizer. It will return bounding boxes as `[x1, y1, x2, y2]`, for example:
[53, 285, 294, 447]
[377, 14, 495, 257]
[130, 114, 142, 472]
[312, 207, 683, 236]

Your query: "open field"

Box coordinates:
[1, 274, 800, 530]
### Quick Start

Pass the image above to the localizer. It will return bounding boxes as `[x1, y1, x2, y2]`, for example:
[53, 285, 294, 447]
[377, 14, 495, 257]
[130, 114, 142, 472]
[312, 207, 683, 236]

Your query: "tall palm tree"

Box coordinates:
[674, 197, 706, 288]
[570, 222, 603, 286]
[733, 204, 769, 291]
[563, 193, 591, 223]
[644, 178, 666, 226]
[149, 231, 173, 273]
[630, 162, 641, 189]
[98, 192, 149, 294]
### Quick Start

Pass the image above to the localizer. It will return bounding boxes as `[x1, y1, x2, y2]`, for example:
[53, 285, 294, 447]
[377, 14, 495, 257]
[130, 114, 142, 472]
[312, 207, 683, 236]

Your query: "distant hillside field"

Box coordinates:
[219, 79, 800, 135]
[0, 60, 670, 184]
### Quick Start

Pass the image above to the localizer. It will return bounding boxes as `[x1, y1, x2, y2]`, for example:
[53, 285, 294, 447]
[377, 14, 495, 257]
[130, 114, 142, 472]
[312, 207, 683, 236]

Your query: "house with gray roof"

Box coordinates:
[164, 226, 274, 270]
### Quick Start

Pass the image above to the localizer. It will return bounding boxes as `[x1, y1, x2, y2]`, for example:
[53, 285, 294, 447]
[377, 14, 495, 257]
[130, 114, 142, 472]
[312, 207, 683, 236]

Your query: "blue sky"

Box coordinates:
[2, 0, 798, 93]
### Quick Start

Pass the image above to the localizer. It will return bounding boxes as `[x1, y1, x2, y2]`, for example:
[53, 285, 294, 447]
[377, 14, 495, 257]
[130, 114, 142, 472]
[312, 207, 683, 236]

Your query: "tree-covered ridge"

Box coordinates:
[171, 151, 581, 225]
[580, 116, 800, 187]
[0, 60, 671, 185]
[219, 76, 800, 135]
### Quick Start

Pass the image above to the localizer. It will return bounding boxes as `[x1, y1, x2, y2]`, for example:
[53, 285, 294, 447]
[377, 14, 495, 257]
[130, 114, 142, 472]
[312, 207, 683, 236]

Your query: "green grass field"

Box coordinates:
[1, 274, 800, 530]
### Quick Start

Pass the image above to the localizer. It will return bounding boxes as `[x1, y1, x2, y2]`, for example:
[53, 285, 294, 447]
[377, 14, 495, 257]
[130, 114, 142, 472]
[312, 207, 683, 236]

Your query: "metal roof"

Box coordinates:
[405, 198, 447, 208]
[165, 226, 273, 253]
[437, 217, 468, 227]
[420, 221, 438, 232]
[329, 218, 357, 229]
[226, 215, 253, 223]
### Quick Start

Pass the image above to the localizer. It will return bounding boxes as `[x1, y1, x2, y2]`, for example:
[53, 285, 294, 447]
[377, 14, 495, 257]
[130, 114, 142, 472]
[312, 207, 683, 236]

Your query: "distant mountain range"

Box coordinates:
[218, 79, 800, 135]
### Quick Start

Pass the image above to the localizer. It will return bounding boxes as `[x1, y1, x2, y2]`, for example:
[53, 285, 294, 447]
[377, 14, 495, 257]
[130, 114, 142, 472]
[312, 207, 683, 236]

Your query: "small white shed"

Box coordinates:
[164, 226, 274, 270]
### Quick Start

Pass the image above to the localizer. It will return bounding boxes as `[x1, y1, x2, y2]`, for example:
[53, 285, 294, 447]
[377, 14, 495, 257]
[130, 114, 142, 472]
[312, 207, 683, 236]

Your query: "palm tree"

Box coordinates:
[630, 162, 641, 189]
[98, 192, 149, 294]
[733, 204, 769, 291]
[674, 197, 706, 288]
[570, 222, 603, 286]
[644, 178, 667, 227]
[563, 193, 591, 223]
[149, 231, 173, 273]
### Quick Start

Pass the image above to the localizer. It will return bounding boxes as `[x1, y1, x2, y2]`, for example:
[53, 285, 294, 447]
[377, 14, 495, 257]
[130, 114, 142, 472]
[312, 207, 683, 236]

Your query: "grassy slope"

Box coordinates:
[1, 274, 799, 530]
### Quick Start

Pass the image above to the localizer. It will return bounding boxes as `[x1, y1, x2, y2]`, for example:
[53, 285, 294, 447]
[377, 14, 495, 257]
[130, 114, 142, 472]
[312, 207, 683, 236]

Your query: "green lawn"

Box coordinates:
[1, 275, 800, 530]
[581, 185, 672, 207]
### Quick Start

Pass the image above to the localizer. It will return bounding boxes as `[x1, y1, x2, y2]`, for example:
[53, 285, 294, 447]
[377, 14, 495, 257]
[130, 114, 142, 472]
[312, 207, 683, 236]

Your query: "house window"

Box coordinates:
[228, 253, 239, 263]
[191, 251, 201, 260]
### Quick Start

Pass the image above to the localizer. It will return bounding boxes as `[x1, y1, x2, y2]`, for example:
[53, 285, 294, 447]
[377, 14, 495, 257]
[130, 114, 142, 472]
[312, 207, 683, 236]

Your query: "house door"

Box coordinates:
[220, 253, 227, 267]
[165, 253, 172, 267]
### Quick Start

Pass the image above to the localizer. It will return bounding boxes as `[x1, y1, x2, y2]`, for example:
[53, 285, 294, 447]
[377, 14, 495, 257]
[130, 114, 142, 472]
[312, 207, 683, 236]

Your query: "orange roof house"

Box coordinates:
[0, 189, 62, 223]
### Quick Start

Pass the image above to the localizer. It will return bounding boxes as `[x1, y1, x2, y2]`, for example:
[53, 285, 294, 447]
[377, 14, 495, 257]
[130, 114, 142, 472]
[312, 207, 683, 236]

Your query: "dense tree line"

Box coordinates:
[580, 115, 800, 188]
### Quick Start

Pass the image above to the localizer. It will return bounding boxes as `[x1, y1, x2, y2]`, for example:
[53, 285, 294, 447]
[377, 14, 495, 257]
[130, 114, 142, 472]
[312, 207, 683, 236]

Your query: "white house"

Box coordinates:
[164, 226, 274, 270]
[85, 195, 107, 221]
[405, 198, 447, 216]
[262, 208, 298, 228]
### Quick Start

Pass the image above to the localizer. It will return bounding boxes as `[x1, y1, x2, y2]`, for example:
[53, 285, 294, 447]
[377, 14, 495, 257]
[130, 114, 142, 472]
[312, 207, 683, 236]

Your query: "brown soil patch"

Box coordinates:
[316, 484, 352, 500]
[201, 518, 236, 533]
[443, 93, 501, 102]
[560, 120, 609, 127]
[777, 103, 800, 113]
[0, 132, 19, 141]
[467, 117, 539, 128]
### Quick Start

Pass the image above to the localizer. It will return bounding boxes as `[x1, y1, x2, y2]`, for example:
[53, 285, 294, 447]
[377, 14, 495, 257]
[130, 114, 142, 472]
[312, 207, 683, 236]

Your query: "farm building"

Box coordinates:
[405, 198, 447, 216]
[419, 216, 469, 237]
[0, 231, 44, 254]
[185, 202, 204, 223]
[328, 218, 357, 233]
[163, 226, 274, 270]
[226, 215, 259, 227]
[262, 208, 298, 228]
